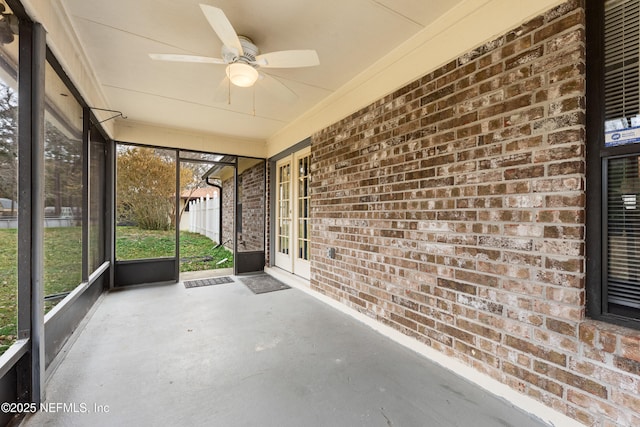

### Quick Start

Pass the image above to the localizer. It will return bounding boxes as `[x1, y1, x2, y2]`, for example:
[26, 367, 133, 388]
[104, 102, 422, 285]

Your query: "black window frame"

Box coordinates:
[586, 0, 640, 329]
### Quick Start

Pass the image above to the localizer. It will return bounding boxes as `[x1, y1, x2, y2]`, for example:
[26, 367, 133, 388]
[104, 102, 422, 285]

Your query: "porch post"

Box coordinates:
[17, 21, 46, 403]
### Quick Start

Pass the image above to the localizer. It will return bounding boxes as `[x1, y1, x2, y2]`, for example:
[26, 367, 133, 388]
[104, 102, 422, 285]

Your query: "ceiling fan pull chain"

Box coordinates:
[252, 85, 256, 117]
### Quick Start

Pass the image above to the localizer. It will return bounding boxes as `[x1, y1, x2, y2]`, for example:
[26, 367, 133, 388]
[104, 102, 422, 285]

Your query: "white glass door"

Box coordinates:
[275, 158, 292, 271]
[293, 148, 311, 279]
[274, 147, 311, 279]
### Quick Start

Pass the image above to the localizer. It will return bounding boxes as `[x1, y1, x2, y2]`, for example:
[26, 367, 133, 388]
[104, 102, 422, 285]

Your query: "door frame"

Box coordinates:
[114, 146, 268, 286]
[113, 143, 180, 287]
[292, 147, 311, 279]
[274, 156, 293, 271]
[269, 138, 312, 279]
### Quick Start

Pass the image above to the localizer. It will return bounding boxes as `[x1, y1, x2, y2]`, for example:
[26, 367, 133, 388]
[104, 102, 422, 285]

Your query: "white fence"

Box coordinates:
[188, 194, 221, 243]
[0, 218, 78, 229]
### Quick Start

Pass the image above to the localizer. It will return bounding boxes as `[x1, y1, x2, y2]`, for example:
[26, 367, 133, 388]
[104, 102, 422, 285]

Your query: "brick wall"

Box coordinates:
[222, 161, 266, 252]
[265, 164, 272, 265]
[310, 1, 640, 425]
[238, 161, 265, 252]
[222, 177, 234, 250]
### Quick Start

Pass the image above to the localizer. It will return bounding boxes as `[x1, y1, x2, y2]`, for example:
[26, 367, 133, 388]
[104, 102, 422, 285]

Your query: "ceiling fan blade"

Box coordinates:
[259, 73, 298, 103]
[255, 50, 319, 68]
[199, 4, 243, 56]
[149, 53, 226, 64]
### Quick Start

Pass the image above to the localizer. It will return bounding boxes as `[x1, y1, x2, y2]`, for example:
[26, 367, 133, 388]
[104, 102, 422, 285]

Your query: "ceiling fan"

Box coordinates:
[149, 4, 319, 102]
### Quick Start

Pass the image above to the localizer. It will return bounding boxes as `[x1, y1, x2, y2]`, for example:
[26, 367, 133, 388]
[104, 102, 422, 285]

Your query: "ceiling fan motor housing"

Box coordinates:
[222, 36, 259, 64]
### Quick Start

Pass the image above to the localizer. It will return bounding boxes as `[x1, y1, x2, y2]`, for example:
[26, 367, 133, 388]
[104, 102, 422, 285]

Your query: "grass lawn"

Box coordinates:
[0, 228, 17, 355]
[0, 226, 233, 355]
[116, 226, 176, 259]
[44, 227, 83, 297]
[116, 227, 233, 270]
[179, 231, 233, 271]
[0, 227, 83, 353]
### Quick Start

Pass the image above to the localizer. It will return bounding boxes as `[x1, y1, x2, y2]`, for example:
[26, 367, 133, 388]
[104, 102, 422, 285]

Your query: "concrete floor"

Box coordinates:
[23, 272, 550, 427]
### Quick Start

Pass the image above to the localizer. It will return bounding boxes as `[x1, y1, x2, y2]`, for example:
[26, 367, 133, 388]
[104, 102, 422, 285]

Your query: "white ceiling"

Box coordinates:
[58, 0, 465, 141]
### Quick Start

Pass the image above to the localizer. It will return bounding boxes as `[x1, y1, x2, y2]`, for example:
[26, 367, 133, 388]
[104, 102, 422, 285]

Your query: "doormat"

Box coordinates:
[240, 274, 290, 294]
[184, 276, 234, 289]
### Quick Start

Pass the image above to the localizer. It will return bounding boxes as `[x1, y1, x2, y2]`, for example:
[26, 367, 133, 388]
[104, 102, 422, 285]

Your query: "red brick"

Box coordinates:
[611, 390, 640, 415]
[567, 389, 618, 420]
[405, 309, 435, 328]
[389, 312, 417, 331]
[613, 356, 640, 377]
[505, 335, 567, 366]
[546, 318, 577, 337]
[503, 362, 564, 397]
[599, 329, 618, 354]
[307, 1, 608, 424]
[457, 318, 502, 341]
[534, 361, 608, 399]
[620, 335, 640, 363]
[455, 340, 498, 366]
[505, 46, 544, 70]
[533, 9, 584, 44]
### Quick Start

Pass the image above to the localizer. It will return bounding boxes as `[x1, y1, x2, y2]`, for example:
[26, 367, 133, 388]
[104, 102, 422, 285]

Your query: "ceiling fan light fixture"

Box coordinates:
[226, 62, 259, 87]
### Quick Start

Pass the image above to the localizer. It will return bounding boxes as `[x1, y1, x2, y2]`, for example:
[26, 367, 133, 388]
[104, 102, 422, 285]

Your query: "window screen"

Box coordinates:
[602, 0, 640, 319]
[607, 155, 640, 309]
[605, 0, 640, 122]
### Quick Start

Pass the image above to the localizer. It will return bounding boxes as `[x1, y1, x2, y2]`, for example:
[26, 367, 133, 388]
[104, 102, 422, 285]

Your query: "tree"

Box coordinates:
[44, 120, 82, 217]
[177, 161, 212, 226]
[0, 82, 18, 216]
[117, 147, 193, 230]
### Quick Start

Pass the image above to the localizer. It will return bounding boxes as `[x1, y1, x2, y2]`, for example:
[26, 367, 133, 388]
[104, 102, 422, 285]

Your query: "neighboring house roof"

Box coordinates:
[180, 187, 218, 200]
[0, 198, 16, 209]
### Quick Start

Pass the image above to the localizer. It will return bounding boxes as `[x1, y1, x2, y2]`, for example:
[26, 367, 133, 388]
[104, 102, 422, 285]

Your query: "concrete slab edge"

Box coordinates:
[264, 267, 583, 427]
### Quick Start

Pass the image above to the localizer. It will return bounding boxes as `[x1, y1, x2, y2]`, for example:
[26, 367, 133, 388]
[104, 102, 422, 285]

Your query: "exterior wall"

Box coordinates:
[310, 1, 639, 425]
[222, 177, 234, 251]
[222, 162, 266, 252]
[265, 165, 272, 265]
[238, 161, 265, 252]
